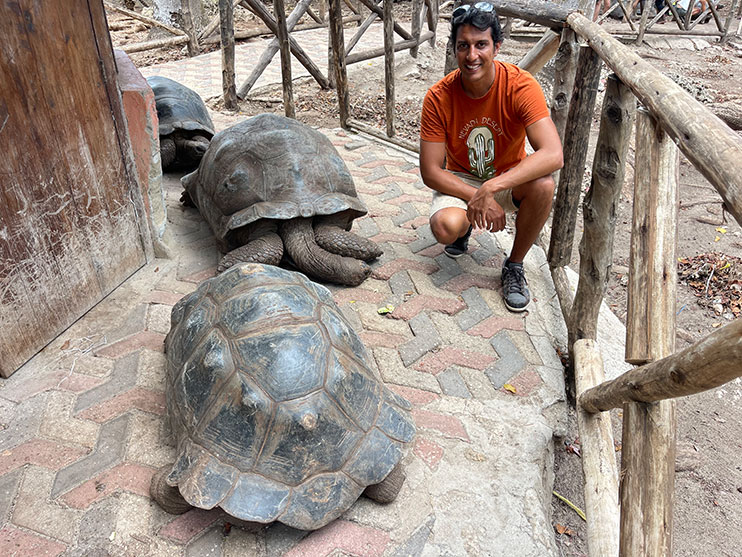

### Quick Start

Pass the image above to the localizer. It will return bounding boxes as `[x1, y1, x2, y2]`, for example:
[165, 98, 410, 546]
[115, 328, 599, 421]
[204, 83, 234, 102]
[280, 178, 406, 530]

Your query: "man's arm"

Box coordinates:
[466, 116, 563, 229]
[419, 140, 478, 203]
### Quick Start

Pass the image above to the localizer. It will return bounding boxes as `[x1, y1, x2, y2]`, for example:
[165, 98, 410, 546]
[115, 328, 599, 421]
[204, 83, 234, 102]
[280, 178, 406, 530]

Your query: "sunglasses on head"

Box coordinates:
[452, 2, 496, 18]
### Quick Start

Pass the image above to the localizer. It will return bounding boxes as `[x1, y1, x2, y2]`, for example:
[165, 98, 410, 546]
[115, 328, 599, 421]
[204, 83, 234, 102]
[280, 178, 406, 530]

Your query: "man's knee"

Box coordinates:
[430, 210, 468, 244]
[516, 175, 555, 207]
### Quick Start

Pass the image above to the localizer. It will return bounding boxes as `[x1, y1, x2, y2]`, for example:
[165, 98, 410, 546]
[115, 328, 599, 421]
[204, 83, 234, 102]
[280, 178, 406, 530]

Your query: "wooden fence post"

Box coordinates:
[620, 107, 679, 557]
[180, 0, 200, 55]
[219, 0, 238, 110]
[384, 0, 395, 136]
[273, 0, 295, 117]
[569, 74, 635, 347]
[410, 0, 424, 57]
[574, 339, 620, 557]
[329, 0, 350, 127]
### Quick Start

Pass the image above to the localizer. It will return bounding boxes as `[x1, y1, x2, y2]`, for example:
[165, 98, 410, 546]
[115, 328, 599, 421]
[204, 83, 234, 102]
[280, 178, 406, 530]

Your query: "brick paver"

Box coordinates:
[0, 20, 570, 556]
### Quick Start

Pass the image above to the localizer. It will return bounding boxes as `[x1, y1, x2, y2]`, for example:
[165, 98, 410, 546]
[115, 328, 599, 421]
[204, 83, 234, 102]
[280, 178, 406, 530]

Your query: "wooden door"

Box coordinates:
[0, 0, 150, 377]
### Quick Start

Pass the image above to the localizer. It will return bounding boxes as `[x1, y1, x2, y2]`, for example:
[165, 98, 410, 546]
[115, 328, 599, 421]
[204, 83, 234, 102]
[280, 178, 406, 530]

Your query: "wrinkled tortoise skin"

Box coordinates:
[147, 75, 215, 170]
[162, 263, 414, 530]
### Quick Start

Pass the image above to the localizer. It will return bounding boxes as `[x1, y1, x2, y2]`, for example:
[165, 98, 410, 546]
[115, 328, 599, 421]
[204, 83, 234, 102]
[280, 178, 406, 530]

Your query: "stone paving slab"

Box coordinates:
[0, 29, 577, 557]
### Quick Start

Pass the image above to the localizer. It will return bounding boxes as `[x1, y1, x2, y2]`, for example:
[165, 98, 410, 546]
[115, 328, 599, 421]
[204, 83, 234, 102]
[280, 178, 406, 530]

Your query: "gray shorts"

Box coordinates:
[429, 171, 518, 218]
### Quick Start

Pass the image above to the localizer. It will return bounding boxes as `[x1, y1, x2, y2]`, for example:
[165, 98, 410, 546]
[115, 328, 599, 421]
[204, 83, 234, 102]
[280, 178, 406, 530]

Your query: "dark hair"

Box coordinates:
[450, 2, 504, 47]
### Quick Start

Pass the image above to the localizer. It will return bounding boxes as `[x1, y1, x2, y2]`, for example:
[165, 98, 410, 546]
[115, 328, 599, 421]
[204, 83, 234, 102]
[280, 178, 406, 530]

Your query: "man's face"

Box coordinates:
[455, 24, 500, 91]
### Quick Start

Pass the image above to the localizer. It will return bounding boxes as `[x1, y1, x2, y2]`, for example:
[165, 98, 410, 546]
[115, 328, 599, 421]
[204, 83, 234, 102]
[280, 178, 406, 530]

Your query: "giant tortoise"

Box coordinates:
[181, 113, 382, 286]
[147, 76, 215, 171]
[151, 263, 415, 530]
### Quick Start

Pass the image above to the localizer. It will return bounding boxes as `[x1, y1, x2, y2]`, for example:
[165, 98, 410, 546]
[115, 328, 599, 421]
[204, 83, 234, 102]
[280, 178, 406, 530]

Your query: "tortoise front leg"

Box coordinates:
[217, 232, 284, 273]
[280, 218, 371, 286]
[314, 221, 383, 262]
[176, 134, 210, 162]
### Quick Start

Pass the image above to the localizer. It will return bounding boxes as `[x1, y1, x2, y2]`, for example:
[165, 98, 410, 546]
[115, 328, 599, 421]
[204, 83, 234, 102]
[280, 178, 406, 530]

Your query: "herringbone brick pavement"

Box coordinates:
[0, 26, 568, 557]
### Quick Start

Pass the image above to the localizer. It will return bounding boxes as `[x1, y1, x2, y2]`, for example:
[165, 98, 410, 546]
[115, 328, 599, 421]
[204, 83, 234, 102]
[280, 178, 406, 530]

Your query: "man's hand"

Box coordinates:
[467, 186, 505, 231]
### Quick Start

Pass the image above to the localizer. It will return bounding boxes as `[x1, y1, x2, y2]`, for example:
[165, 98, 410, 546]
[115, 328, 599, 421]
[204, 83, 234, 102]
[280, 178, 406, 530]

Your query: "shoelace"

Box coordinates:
[503, 265, 527, 294]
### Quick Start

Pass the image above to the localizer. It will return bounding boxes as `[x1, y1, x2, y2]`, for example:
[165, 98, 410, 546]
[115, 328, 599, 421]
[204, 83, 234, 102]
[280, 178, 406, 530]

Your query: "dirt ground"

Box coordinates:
[109, 3, 742, 555]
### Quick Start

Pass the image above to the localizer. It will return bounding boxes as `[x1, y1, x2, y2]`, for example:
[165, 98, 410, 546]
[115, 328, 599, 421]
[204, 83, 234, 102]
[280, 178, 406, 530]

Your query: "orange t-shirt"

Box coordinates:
[420, 61, 550, 179]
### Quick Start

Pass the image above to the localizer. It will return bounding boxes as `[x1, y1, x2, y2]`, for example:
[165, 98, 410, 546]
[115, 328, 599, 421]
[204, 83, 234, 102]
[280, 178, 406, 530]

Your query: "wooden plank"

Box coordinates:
[273, 0, 295, 117]
[328, 0, 349, 127]
[1, 0, 148, 377]
[219, 0, 239, 110]
[580, 320, 742, 413]
[570, 74, 635, 347]
[548, 45, 602, 269]
[573, 340, 620, 557]
[567, 12, 742, 227]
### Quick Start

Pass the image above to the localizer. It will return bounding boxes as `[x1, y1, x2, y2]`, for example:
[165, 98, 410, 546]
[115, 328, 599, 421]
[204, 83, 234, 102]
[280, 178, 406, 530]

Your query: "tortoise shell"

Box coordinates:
[147, 76, 215, 139]
[163, 263, 414, 530]
[181, 113, 368, 250]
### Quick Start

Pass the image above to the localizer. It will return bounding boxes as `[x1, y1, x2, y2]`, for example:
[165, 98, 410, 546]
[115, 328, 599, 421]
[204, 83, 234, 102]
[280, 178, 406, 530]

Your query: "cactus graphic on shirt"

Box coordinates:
[467, 126, 496, 179]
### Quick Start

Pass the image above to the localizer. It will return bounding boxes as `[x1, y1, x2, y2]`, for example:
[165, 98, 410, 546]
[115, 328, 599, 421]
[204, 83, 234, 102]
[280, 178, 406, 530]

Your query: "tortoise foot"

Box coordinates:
[363, 463, 405, 504]
[150, 465, 192, 515]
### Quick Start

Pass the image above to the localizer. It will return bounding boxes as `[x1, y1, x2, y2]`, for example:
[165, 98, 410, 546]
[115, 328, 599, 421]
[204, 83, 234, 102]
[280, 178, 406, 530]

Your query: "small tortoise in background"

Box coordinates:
[147, 76, 215, 171]
[151, 263, 415, 530]
[181, 113, 382, 287]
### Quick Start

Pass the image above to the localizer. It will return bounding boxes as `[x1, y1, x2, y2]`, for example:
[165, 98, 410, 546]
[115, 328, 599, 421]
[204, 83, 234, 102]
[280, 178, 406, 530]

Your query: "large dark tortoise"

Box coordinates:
[180, 113, 382, 287]
[151, 263, 415, 531]
[147, 76, 215, 171]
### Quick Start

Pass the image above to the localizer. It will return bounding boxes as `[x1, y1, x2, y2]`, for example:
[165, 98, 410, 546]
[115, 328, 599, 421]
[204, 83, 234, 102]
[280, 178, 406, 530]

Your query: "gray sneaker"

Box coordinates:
[444, 226, 473, 258]
[501, 259, 530, 312]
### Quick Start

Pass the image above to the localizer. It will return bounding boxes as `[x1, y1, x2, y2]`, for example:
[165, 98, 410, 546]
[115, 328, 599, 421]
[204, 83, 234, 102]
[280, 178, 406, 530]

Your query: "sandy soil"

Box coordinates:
[109, 3, 742, 555]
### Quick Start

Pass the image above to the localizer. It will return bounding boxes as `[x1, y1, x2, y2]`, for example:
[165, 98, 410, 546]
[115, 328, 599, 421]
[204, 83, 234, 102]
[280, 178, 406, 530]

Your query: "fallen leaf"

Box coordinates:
[713, 322, 722, 328]
[503, 383, 517, 394]
[60, 340, 71, 350]
[555, 524, 575, 536]
[716, 227, 727, 234]
[377, 304, 395, 315]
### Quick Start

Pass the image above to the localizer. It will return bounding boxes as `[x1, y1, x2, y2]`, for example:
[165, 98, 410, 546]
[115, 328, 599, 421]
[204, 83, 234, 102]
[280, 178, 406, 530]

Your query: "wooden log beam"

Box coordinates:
[548, 45, 602, 269]
[219, 0, 238, 110]
[103, 1, 186, 36]
[202, 15, 361, 45]
[383, 0, 395, 137]
[119, 35, 190, 53]
[486, 0, 570, 29]
[346, 1, 380, 56]
[567, 12, 742, 227]
[240, 0, 329, 90]
[273, 0, 295, 118]
[580, 320, 742, 413]
[569, 74, 635, 347]
[237, 0, 314, 98]
[573, 339, 620, 557]
[345, 31, 433, 65]
[355, 0, 413, 41]
[516, 29, 560, 75]
[329, 0, 349, 127]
